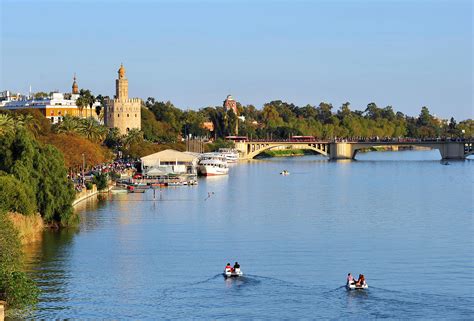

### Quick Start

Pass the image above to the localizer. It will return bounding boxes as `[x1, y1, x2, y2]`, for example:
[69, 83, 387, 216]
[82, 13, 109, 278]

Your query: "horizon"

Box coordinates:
[1, 0, 472, 120]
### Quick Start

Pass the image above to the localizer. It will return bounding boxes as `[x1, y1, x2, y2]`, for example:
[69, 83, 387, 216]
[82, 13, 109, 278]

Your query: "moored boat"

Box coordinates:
[218, 148, 239, 163]
[198, 153, 229, 176]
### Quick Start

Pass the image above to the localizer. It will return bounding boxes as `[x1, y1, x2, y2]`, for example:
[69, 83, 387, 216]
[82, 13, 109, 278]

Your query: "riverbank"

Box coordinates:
[72, 183, 114, 207]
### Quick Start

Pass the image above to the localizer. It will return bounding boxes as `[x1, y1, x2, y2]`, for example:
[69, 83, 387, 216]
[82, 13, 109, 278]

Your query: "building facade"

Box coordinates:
[223, 94, 238, 114]
[105, 64, 141, 135]
[1, 76, 99, 124]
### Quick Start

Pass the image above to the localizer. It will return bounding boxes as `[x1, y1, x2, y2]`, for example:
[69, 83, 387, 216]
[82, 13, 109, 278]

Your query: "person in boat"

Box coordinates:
[225, 263, 233, 272]
[347, 273, 354, 285]
[355, 274, 365, 286]
[233, 262, 240, 271]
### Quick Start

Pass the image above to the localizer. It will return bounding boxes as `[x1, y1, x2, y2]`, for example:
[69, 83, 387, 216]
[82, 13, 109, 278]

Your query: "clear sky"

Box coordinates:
[1, 0, 472, 119]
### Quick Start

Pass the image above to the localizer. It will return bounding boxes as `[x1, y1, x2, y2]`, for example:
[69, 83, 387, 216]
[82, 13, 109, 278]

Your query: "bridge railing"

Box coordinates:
[242, 137, 473, 143]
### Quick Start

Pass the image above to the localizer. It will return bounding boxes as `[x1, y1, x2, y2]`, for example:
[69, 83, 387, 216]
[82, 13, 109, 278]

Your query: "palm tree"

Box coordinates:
[78, 118, 107, 143]
[0, 114, 15, 136]
[76, 89, 95, 118]
[16, 113, 40, 137]
[123, 128, 143, 149]
[95, 94, 105, 121]
[88, 93, 96, 119]
[55, 115, 81, 134]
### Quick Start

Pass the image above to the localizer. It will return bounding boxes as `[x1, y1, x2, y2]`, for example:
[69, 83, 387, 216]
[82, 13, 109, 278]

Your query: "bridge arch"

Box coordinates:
[245, 142, 329, 159]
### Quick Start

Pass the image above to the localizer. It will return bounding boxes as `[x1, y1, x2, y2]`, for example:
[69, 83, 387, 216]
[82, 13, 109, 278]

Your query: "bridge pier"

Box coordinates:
[329, 143, 356, 160]
[436, 143, 467, 160]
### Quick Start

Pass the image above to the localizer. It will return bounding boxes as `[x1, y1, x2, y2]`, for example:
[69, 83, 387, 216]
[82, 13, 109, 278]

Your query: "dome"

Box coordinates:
[118, 63, 126, 78]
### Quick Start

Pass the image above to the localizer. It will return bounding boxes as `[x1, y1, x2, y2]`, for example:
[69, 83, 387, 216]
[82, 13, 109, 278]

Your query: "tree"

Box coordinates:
[95, 94, 107, 120]
[365, 102, 382, 120]
[33, 92, 49, 99]
[0, 114, 15, 136]
[77, 118, 107, 143]
[0, 128, 75, 225]
[54, 115, 81, 134]
[0, 176, 36, 215]
[76, 89, 95, 118]
[123, 128, 143, 150]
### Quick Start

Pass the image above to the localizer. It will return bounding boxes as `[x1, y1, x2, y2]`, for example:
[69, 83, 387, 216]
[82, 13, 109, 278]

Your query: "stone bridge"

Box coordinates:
[235, 140, 474, 160]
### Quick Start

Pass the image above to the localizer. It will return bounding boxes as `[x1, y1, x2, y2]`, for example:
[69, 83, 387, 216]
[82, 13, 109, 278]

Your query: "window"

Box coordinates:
[118, 114, 120, 117]
[127, 114, 129, 117]
[135, 114, 137, 117]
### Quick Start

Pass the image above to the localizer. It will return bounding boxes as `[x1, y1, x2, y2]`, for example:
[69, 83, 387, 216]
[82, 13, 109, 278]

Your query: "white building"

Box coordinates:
[1, 76, 100, 124]
[140, 149, 199, 176]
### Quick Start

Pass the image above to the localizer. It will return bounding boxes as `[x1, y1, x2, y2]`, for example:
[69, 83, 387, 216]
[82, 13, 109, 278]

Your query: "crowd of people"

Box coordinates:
[68, 159, 138, 192]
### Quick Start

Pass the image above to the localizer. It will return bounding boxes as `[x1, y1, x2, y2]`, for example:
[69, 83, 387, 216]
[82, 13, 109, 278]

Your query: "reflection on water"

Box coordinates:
[27, 151, 473, 319]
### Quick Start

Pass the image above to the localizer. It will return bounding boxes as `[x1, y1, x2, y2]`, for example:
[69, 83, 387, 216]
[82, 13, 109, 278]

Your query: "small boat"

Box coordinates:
[127, 186, 146, 193]
[280, 170, 290, 175]
[223, 268, 243, 278]
[346, 282, 368, 290]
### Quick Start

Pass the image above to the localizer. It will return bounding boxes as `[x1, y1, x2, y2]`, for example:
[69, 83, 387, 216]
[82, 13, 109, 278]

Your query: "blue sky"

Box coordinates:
[1, 0, 472, 119]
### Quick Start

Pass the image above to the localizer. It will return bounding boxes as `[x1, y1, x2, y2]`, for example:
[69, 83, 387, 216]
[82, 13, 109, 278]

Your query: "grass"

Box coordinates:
[7, 213, 44, 245]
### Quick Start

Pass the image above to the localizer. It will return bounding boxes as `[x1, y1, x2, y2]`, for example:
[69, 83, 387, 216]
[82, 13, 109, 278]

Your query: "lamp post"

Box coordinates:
[82, 153, 85, 187]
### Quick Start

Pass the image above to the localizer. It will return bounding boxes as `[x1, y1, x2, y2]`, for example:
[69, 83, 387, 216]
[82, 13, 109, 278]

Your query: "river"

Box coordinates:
[26, 150, 473, 319]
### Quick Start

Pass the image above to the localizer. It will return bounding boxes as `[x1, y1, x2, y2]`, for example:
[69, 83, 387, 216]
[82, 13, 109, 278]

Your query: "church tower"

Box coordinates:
[105, 64, 141, 135]
[72, 74, 79, 94]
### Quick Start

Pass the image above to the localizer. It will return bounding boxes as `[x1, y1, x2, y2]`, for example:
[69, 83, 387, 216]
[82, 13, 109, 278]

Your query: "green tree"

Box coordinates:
[0, 176, 35, 215]
[0, 113, 15, 136]
[78, 118, 107, 142]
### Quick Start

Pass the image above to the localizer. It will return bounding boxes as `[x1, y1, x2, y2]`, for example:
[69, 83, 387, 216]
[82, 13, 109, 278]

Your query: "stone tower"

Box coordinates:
[105, 64, 141, 135]
[223, 94, 239, 135]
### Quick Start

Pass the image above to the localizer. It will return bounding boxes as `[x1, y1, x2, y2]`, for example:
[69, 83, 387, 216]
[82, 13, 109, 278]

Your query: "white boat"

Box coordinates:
[198, 153, 229, 176]
[218, 148, 239, 163]
[280, 170, 290, 175]
[223, 268, 243, 278]
[346, 282, 368, 290]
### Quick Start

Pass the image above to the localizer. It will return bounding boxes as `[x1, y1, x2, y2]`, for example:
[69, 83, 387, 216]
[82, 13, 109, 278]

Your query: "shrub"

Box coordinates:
[85, 182, 93, 190]
[92, 172, 108, 191]
[0, 211, 39, 309]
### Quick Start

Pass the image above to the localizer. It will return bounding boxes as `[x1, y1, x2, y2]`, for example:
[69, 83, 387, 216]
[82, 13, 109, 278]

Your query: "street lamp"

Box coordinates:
[82, 153, 85, 187]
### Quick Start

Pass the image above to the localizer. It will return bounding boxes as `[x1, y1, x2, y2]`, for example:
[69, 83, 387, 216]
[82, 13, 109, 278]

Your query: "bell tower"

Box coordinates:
[72, 73, 79, 94]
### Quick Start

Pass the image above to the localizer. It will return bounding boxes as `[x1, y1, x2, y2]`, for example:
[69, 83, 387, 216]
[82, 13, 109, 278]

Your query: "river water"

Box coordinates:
[26, 150, 473, 319]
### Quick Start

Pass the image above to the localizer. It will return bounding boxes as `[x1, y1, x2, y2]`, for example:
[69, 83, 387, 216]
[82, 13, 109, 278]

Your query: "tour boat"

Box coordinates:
[198, 153, 229, 176]
[223, 268, 243, 278]
[280, 170, 290, 175]
[346, 282, 368, 290]
[218, 148, 239, 163]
